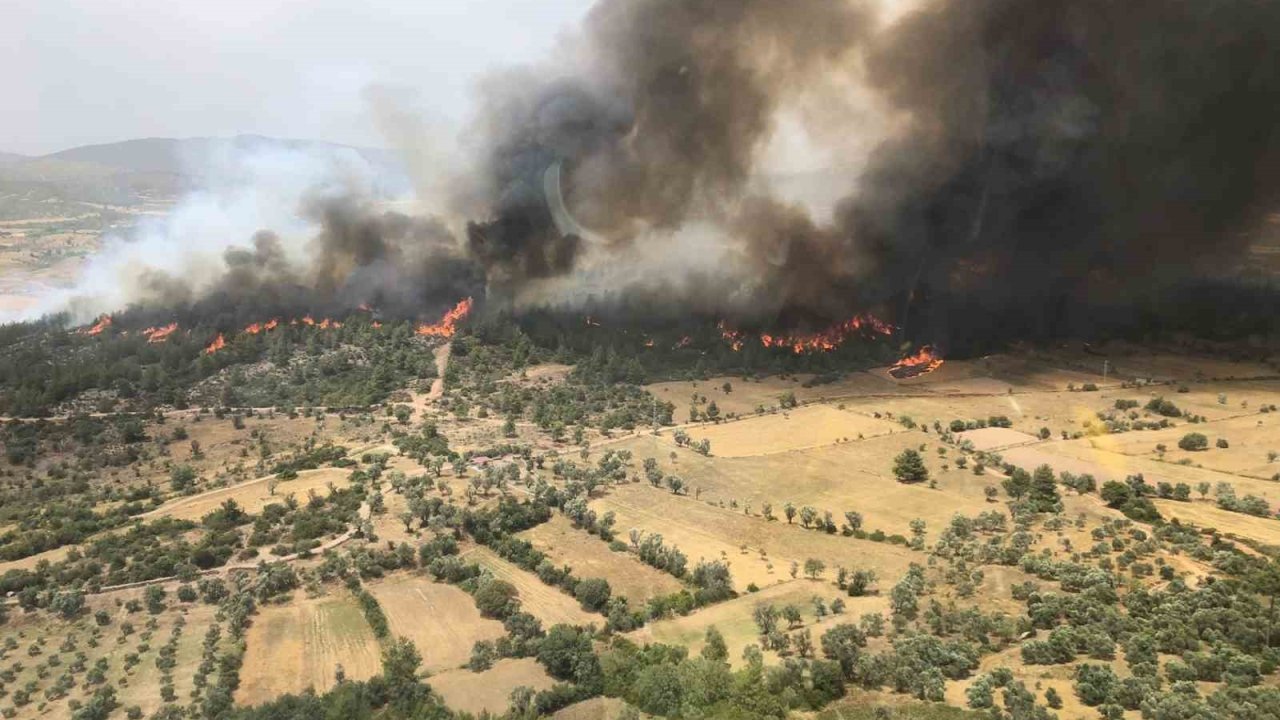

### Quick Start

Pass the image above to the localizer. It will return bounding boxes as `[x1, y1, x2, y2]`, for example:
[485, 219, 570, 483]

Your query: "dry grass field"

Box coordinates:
[553, 697, 642, 720]
[366, 573, 506, 673]
[144, 466, 353, 522]
[645, 373, 910, 421]
[428, 658, 556, 716]
[629, 579, 887, 669]
[463, 547, 601, 627]
[238, 593, 382, 704]
[589, 481, 919, 592]
[682, 404, 902, 457]
[613, 432, 993, 544]
[1153, 500, 1280, 546]
[1066, 413, 1280, 478]
[518, 515, 684, 604]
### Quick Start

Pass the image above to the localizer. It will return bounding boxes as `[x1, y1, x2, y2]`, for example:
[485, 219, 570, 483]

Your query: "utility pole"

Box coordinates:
[1102, 359, 1109, 385]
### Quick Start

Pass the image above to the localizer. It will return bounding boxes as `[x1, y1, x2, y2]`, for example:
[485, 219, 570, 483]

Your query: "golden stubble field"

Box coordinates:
[366, 574, 506, 673]
[518, 514, 684, 605]
[428, 658, 556, 716]
[238, 593, 382, 705]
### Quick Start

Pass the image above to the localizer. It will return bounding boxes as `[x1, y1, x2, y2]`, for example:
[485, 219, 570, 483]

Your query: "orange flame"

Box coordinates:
[416, 298, 474, 338]
[244, 318, 280, 335]
[300, 315, 316, 326]
[81, 315, 113, 335]
[143, 323, 179, 344]
[674, 336, 692, 349]
[717, 321, 745, 352]
[889, 345, 945, 379]
[204, 333, 227, 355]
[760, 314, 895, 355]
[371, 321, 383, 329]
[643, 338, 655, 348]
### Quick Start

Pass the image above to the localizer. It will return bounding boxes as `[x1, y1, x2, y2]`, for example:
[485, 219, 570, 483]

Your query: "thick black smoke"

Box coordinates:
[464, 0, 1280, 348]
[122, 0, 1280, 350]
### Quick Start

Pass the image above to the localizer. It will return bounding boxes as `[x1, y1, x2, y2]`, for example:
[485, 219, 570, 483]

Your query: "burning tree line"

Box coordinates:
[73, 297, 946, 376]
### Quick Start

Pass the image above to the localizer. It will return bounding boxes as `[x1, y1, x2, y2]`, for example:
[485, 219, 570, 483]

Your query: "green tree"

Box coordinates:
[821, 623, 867, 676]
[1029, 464, 1062, 513]
[701, 626, 729, 663]
[170, 464, 197, 492]
[574, 577, 612, 612]
[893, 449, 929, 484]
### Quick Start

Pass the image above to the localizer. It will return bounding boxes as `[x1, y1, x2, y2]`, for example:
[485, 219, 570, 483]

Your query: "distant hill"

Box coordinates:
[0, 135, 404, 206]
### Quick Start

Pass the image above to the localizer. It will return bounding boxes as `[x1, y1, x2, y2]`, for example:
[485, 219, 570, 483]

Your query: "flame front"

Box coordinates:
[143, 323, 179, 344]
[889, 345, 945, 379]
[720, 314, 894, 354]
[204, 333, 227, 355]
[416, 298, 474, 338]
[81, 315, 113, 335]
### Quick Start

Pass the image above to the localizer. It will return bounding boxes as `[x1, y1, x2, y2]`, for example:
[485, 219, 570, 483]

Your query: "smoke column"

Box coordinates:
[463, 0, 1280, 346]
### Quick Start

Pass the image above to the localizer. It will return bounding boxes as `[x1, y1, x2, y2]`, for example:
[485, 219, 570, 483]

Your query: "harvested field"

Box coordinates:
[367, 573, 505, 673]
[681, 404, 901, 457]
[429, 658, 556, 716]
[590, 481, 919, 593]
[960, 427, 1039, 450]
[519, 514, 683, 604]
[629, 579, 887, 668]
[1073, 413, 1280, 479]
[464, 546, 601, 627]
[238, 593, 381, 704]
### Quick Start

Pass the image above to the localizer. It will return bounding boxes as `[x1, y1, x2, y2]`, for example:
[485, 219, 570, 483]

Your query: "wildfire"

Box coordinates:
[674, 336, 692, 349]
[143, 323, 179, 344]
[889, 345, 945, 379]
[717, 321, 745, 352]
[644, 338, 655, 348]
[80, 315, 113, 335]
[416, 297, 474, 338]
[371, 321, 382, 329]
[244, 318, 280, 335]
[718, 313, 895, 355]
[203, 333, 227, 355]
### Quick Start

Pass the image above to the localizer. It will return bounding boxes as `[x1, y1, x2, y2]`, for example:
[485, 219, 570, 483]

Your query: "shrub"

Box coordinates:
[1178, 433, 1209, 451]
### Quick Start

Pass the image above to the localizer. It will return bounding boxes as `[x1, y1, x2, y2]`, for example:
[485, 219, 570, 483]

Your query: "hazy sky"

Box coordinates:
[1, 0, 594, 155]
